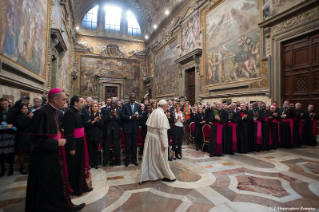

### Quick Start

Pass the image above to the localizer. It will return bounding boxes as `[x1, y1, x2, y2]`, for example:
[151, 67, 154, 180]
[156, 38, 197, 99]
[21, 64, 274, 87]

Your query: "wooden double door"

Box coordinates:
[105, 86, 118, 100]
[282, 31, 319, 111]
[186, 68, 195, 105]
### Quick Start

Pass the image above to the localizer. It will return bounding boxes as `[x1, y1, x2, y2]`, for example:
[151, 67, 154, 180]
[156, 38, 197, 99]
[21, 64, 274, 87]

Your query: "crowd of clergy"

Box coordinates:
[0, 89, 317, 212]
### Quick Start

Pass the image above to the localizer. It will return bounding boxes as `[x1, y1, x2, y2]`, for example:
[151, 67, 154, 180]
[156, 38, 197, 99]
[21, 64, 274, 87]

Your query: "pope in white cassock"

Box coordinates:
[139, 100, 176, 183]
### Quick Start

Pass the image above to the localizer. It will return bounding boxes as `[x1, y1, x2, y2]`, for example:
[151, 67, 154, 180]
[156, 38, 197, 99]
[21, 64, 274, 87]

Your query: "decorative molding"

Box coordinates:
[175, 48, 202, 65]
[273, 7, 319, 34]
[0, 56, 45, 85]
[258, 0, 318, 28]
[99, 44, 126, 58]
[75, 34, 145, 44]
[0, 75, 48, 94]
[51, 28, 68, 53]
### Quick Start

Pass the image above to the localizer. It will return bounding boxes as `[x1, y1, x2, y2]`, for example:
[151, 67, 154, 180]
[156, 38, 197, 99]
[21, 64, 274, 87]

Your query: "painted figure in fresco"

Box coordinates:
[231, 62, 239, 81]
[217, 45, 227, 83]
[182, 19, 196, 53]
[0, 0, 9, 52]
[241, 56, 259, 78]
[193, 15, 200, 41]
[5, 0, 18, 56]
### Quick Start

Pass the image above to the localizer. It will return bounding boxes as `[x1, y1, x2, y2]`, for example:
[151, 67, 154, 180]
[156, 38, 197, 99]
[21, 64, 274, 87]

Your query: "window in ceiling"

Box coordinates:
[105, 6, 122, 33]
[81, 6, 99, 30]
[127, 11, 141, 36]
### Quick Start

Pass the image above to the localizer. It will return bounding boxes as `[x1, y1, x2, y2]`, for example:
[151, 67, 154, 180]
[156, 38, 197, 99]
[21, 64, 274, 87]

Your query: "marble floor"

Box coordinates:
[0, 145, 319, 212]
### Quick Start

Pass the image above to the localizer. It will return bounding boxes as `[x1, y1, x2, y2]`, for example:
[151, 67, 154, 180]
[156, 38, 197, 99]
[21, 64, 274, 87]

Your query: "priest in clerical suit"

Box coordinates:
[258, 103, 272, 151]
[26, 88, 85, 212]
[64, 95, 93, 196]
[207, 101, 229, 157]
[121, 93, 142, 167]
[103, 100, 122, 166]
[280, 100, 294, 148]
[292, 103, 304, 146]
[235, 103, 253, 154]
[139, 100, 176, 183]
[268, 105, 281, 149]
[302, 104, 318, 146]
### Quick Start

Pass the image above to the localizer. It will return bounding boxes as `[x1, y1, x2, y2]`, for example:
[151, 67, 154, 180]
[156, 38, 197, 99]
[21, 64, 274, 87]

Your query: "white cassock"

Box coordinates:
[139, 107, 176, 183]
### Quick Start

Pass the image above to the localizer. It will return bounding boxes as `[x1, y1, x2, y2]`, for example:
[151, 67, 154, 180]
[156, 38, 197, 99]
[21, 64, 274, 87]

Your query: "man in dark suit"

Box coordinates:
[103, 101, 122, 166]
[140, 104, 152, 154]
[121, 93, 142, 167]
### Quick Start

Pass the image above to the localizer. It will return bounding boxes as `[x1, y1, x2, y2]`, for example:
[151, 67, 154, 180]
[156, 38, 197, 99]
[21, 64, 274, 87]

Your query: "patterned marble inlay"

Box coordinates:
[236, 175, 289, 198]
[1, 145, 319, 211]
[170, 162, 201, 182]
[305, 163, 319, 175]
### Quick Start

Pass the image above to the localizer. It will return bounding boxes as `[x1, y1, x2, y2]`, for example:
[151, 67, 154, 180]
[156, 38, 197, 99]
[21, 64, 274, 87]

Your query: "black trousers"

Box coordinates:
[167, 129, 171, 158]
[0, 153, 15, 170]
[104, 131, 120, 164]
[173, 126, 183, 155]
[125, 133, 138, 163]
[86, 136, 99, 167]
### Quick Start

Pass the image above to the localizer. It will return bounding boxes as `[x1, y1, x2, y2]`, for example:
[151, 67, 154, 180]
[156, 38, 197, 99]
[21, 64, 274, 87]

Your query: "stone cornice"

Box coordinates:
[259, 0, 318, 28]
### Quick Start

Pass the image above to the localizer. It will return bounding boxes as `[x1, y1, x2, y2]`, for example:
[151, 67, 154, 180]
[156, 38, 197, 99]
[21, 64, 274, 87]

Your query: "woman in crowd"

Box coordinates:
[183, 101, 192, 135]
[0, 97, 15, 176]
[14, 103, 33, 174]
[193, 107, 206, 150]
[151, 100, 157, 111]
[83, 101, 103, 169]
[172, 103, 184, 159]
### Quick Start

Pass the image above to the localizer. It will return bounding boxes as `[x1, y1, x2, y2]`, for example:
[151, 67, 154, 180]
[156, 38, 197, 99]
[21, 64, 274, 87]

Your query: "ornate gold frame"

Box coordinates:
[0, 0, 51, 83]
[62, 15, 73, 94]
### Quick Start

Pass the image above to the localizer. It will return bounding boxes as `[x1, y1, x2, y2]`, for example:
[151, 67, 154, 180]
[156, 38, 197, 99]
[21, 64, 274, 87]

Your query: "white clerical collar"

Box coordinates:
[48, 103, 57, 110]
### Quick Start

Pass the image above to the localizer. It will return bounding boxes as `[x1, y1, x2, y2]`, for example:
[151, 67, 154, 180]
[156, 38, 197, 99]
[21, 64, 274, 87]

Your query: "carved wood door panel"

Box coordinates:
[282, 32, 319, 112]
[105, 86, 118, 100]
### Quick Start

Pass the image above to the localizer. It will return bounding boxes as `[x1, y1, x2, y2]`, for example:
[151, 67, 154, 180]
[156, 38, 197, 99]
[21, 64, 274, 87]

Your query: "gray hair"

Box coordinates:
[48, 90, 65, 102]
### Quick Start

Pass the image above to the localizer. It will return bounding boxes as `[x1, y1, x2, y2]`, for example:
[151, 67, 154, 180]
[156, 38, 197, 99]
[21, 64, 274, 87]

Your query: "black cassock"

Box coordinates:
[280, 108, 293, 148]
[64, 107, 89, 196]
[292, 109, 304, 146]
[268, 111, 281, 149]
[208, 109, 228, 156]
[26, 104, 74, 212]
[225, 109, 238, 154]
[193, 112, 207, 149]
[258, 109, 271, 151]
[302, 111, 318, 146]
[251, 108, 262, 152]
[235, 109, 253, 154]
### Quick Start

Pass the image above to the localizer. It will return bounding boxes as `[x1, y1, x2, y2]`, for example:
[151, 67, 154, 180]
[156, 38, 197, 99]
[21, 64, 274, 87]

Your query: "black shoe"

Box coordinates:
[71, 203, 86, 212]
[94, 166, 99, 169]
[162, 178, 176, 182]
[20, 168, 28, 175]
[132, 162, 138, 166]
[116, 162, 121, 166]
[125, 162, 129, 167]
[168, 158, 172, 161]
[176, 156, 181, 160]
[209, 154, 214, 157]
[196, 148, 199, 151]
[0, 168, 6, 177]
[86, 187, 93, 192]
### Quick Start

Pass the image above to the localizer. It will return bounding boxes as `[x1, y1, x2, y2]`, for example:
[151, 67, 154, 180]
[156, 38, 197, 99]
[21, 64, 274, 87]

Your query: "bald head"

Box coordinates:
[295, 103, 302, 110]
[216, 101, 222, 110]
